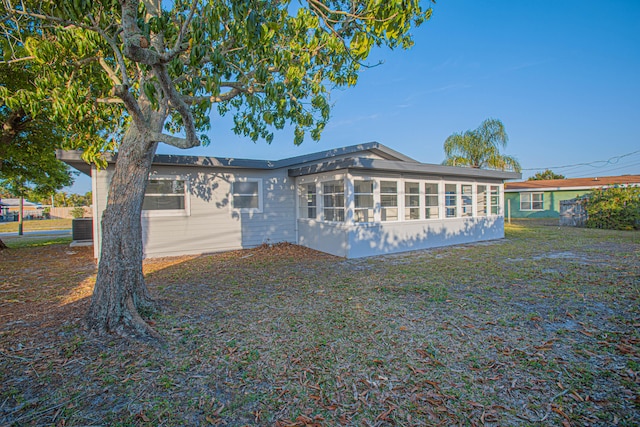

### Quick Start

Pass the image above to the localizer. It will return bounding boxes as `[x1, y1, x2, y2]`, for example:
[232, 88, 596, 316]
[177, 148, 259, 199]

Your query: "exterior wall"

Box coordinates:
[347, 216, 504, 258]
[295, 171, 506, 258]
[91, 165, 297, 258]
[505, 190, 590, 218]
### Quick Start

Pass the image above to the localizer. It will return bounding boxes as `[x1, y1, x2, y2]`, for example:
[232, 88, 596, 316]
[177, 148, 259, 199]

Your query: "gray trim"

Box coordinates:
[288, 157, 521, 180]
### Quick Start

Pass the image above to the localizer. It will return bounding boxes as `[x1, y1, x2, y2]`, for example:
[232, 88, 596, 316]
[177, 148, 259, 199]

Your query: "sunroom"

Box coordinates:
[291, 160, 518, 258]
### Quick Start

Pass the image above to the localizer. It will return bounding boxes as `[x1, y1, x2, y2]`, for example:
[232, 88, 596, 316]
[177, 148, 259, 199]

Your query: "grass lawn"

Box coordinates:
[0, 218, 72, 233]
[0, 223, 638, 426]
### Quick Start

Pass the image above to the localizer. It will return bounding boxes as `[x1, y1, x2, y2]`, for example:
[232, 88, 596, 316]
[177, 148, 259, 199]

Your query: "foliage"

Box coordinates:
[443, 118, 521, 172]
[528, 169, 565, 180]
[583, 186, 640, 230]
[70, 206, 86, 219]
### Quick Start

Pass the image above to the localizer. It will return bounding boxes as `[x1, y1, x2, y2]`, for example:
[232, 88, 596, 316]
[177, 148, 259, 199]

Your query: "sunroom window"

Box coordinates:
[461, 184, 473, 217]
[405, 182, 421, 220]
[380, 180, 398, 221]
[354, 180, 374, 223]
[323, 180, 345, 222]
[477, 185, 488, 217]
[445, 183, 458, 218]
[490, 186, 500, 215]
[425, 182, 439, 219]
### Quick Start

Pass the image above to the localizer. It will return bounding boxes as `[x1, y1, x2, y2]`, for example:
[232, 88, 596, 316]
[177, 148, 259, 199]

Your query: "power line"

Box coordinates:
[522, 149, 640, 172]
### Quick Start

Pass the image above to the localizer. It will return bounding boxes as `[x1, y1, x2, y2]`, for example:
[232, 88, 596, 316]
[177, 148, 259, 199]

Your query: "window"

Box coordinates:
[323, 180, 345, 222]
[477, 185, 488, 217]
[520, 192, 543, 211]
[461, 184, 473, 217]
[142, 179, 188, 216]
[232, 180, 262, 212]
[300, 183, 317, 219]
[380, 180, 398, 221]
[425, 182, 439, 219]
[445, 183, 458, 218]
[405, 182, 421, 220]
[490, 186, 500, 215]
[354, 180, 374, 223]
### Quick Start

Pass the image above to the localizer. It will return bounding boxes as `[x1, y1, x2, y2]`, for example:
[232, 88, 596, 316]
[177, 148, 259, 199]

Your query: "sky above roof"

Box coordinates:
[67, 0, 640, 193]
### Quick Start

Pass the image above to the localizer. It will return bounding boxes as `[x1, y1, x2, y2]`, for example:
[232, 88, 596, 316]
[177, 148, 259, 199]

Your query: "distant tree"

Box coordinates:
[528, 170, 565, 180]
[443, 118, 521, 172]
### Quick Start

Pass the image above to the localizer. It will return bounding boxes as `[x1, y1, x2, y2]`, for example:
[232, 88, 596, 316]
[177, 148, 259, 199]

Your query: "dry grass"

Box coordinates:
[1, 223, 638, 426]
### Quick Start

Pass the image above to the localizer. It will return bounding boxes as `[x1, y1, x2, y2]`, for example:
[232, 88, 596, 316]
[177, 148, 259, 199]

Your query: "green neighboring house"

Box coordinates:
[504, 175, 640, 218]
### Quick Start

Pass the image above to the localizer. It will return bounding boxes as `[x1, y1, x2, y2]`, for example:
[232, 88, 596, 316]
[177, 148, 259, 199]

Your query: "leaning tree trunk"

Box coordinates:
[86, 118, 163, 340]
[0, 238, 7, 251]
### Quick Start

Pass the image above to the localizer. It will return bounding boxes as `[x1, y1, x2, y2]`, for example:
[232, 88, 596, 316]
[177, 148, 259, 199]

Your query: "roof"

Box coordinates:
[58, 142, 521, 181]
[0, 198, 39, 207]
[505, 175, 640, 192]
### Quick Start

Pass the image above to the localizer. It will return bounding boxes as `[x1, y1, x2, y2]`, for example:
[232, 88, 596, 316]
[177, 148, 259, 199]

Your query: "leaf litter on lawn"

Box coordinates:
[1, 225, 639, 426]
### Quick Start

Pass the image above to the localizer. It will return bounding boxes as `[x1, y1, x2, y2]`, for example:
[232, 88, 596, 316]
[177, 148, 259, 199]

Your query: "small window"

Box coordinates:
[477, 185, 488, 217]
[445, 183, 458, 218]
[143, 179, 189, 216]
[425, 182, 439, 219]
[323, 180, 344, 222]
[461, 184, 473, 217]
[299, 183, 317, 219]
[520, 192, 543, 211]
[490, 186, 500, 215]
[232, 180, 262, 212]
[380, 180, 398, 221]
[405, 182, 420, 220]
[354, 180, 374, 223]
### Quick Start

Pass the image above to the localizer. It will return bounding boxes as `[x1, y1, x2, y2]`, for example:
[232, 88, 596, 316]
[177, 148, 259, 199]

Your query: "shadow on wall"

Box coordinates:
[300, 216, 504, 258]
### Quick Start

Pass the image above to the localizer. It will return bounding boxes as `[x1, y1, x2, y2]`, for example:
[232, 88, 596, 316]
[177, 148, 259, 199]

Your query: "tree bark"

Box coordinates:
[0, 238, 7, 251]
[86, 113, 165, 341]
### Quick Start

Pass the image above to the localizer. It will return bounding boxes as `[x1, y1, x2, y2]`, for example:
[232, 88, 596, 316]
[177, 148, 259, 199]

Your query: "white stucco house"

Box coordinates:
[59, 142, 521, 259]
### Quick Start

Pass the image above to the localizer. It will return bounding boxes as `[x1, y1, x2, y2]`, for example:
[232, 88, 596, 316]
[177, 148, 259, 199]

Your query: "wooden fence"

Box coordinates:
[559, 199, 587, 227]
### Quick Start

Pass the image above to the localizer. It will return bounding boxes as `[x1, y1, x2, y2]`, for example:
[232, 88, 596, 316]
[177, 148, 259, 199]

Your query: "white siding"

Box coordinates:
[91, 165, 296, 258]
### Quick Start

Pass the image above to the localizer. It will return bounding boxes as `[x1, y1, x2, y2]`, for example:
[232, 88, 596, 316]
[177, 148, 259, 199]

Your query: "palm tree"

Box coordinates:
[443, 118, 521, 172]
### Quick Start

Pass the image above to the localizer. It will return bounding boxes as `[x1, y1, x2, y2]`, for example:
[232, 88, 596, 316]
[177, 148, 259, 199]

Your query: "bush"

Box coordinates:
[70, 207, 86, 219]
[583, 186, 640, 230]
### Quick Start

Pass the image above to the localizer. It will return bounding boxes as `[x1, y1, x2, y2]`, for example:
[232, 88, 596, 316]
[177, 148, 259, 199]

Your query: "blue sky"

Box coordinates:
[67, 0, 640, 194]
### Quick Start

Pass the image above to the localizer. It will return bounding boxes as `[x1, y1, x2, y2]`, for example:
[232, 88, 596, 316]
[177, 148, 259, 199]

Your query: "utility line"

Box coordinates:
[522, 149, 640, 171]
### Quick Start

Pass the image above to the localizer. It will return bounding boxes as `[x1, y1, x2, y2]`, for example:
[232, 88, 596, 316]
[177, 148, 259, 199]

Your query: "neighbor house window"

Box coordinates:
[142, 178, 189, 216]
[490, 186, 500, 215]
[323, 180, 345, 222]
[445, 183, 458, 218]
[425, 182, 439, 219]
[231, 180, 262, 212]
[461, 184, 473, 217]
[520, 192, 543, 211]
[405, 182, 421, 220]
[477, 185, 488, 217]
[354, 180, 374, 223]
[300, 183, 317, 219]
[380, 180, 398, 221]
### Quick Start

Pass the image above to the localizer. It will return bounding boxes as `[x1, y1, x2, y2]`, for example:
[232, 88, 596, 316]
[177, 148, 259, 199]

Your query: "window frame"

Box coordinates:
[231, 178, 263, 213]
[445, 183, 458, 218]
[322, 179, 345, 222]
[404, 181, 421, 221]
[520, 191, 544, 211]
[380, 180, 399, 222]
[354, 179, 375, 223]
[142, 176, 190, 217]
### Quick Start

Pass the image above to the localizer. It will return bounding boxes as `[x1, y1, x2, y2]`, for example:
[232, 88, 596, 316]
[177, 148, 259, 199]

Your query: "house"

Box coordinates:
[0, 198, 44, 221]
[58, 142, 521, 259]
[504, 175, 640, 218]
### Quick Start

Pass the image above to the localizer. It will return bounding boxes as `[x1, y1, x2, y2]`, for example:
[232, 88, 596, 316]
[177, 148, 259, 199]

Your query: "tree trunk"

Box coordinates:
[86, 119, 163, 341]
[0, 238, 7, 251]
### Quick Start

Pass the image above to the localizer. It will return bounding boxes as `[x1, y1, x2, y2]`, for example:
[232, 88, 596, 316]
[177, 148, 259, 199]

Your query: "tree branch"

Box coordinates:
[149, 132, 199, 149]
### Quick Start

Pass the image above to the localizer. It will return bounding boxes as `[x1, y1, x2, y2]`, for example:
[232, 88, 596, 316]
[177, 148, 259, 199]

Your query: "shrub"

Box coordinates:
[583, 186, 640, 230]
[70, 207, 86, 219]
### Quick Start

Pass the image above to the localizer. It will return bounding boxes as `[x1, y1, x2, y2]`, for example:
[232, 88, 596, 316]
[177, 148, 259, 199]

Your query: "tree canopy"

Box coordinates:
[442, 118, 521, 172]
[1, 0, 435, 339]
[528, 169, 565, 180]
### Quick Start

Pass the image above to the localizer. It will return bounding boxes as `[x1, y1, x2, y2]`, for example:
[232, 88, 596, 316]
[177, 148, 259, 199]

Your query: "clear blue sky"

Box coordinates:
[67, 0, 640, 194]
